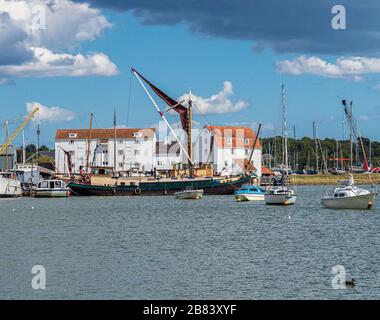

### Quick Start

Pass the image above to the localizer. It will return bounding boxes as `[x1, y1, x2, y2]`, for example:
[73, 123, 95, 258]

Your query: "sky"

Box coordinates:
[1, 0, 380, 147]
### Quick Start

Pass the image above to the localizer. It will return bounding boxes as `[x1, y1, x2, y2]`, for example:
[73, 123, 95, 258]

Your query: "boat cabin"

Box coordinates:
[38, 180, 66, 189]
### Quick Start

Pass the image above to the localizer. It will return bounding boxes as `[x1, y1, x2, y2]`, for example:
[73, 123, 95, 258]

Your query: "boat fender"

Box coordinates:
[134, 187, 142, 195]
[163, 189, 168, 195]
[112, 187, 116, 195]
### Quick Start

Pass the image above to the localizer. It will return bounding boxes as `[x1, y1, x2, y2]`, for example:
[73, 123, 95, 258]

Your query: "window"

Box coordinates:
[102, 150, 108, 154]
[135, 139, 141, 144]
[118, 150, 124, 156]
[245, 149, 249, 155]
[157, 161, 162, 165]
[245, 138, 249, 144]
[227, 137, 232, 144]
[224, 161, 228, 166]
[134, 150, 140, 155]
[144, 136, 148, 141]
[118, 140, 123, 144]
[231, 148, 235, 154]
[205, 149, 208, 154]
[205, 138, 208, 144]
[69, 140, 74, 145]
[119, 162, 123, 168]
[70, 151, 75, 156]
[69, 133, 77, 138]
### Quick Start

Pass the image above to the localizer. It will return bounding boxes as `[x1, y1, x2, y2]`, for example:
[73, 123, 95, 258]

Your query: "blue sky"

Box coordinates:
[1, 1, 380, 147]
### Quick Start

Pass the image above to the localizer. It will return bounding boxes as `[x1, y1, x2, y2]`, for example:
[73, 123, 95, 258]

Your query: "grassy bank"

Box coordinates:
[292, 174, 380, 186]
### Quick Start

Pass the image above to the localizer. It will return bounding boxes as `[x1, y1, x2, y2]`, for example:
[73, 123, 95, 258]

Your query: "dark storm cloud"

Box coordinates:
[73, 0, 380, 55]
[0, 12, 33, 65]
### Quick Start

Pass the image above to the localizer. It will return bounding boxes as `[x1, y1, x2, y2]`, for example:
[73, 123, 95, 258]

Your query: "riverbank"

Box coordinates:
[292, 174, 380, 186]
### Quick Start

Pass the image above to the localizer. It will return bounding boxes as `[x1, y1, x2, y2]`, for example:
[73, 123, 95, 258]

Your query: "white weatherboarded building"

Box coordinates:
[193, 125, 262, 177]
[55, 128, 156, 174]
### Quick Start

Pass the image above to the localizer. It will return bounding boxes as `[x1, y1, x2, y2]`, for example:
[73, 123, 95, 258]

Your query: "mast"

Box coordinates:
[86, 112, 94, 174]
[114, 109, 117, 173]
[5, 120, 8, 172]
[132, 68, 194, 165]
[187, 91, 193, 174]
[282, 84, 289, 184]
[22, 130, 26, 165]
[37, 123, 40, 160]
[247, 123, 262, 171]
[281, 85, 285, 167]
[313, 121, 318, 172]
[349, 102, 353, 171]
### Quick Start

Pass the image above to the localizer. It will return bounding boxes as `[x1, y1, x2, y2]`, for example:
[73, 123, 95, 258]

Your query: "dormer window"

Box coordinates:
[133, 132, 142, 138]
[69, 133, 77, 138]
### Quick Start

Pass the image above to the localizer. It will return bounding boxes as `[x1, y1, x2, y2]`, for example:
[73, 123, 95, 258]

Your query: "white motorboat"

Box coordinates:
[321, 175, 376, 210]
[174, 189, 203, 200]
[34, 180, 71, 198]
[265, 186, 297, 205]
[0, 172, 22, 198]
[235, 184, 265, 201]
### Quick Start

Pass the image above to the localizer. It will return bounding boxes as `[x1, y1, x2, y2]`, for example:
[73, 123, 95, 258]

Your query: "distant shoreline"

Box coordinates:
[288, 174, 380, 186]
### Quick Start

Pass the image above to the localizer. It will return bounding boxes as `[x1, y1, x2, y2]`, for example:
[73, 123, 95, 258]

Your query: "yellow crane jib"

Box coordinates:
[0, 105, 40, 156]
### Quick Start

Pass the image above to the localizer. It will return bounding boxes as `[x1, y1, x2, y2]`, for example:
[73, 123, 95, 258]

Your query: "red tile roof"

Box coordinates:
[55, 128, 156, 140]
[205, 125, 261, 149]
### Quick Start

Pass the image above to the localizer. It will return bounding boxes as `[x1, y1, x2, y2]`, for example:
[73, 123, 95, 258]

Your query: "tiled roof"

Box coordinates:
[55, 128, 156, 140]
[205, 125, 261, 149]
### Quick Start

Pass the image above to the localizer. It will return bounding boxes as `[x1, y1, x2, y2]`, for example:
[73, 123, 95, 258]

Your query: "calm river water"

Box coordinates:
[0, 185, 379, 299]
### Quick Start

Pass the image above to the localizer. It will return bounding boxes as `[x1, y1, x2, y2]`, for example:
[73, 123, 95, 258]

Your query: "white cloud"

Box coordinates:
[178, 81, 249, 114]
[26, 102, 76, 123]
[0, 0, 117, 82]
[276, 55, 380, 80]
[0, 47, 118, 78]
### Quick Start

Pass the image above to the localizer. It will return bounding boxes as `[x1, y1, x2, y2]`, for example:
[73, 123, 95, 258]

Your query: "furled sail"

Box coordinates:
[132, 68, 188, 131]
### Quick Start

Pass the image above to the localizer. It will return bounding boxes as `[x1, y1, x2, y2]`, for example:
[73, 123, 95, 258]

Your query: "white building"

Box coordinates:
[155, 141, 182, 171]
[193, 125, 262, 177]
[55, 128, 156, 174]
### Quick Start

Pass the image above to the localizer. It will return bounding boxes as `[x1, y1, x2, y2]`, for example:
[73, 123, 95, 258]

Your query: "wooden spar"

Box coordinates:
[187, 92, 193, 173]
[246, 122, 262, 171]
[114, 109, 117, 173]
[86, 112, 94, 174]
[132, 69, 194, 165]
[5, 120, 8, 172]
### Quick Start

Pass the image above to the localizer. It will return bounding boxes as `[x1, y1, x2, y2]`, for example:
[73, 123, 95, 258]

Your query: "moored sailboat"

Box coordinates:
[265, 84, 297, 205]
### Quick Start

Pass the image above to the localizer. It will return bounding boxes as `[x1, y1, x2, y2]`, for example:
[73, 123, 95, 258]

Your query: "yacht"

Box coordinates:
[321, 175, 376, 209]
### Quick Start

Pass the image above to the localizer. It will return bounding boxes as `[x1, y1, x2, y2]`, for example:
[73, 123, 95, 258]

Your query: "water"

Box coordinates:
[0, 185, 379, 299]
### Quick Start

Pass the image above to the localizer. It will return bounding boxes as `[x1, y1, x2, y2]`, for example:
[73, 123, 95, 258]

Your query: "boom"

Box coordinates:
[0, 105, 40, 155]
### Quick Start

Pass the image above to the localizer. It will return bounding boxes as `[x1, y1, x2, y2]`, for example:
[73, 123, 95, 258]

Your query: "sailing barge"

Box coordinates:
[67, 68, 256, 196]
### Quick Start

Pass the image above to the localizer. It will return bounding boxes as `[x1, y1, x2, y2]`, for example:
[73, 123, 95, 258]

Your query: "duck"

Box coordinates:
[345, 278, 356, 288]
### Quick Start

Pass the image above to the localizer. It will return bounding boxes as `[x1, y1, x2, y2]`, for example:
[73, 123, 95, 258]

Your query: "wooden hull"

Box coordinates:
[321, 193, 376, 210]
[68, 176, 250, 196]
[175, 190, 203, 200]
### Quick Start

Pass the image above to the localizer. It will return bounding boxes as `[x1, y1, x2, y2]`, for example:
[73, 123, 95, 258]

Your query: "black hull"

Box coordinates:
[68, 176, 251, 196]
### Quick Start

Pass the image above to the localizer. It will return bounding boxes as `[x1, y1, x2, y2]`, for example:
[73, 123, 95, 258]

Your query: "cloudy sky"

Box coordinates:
[1, 0, 380, 146]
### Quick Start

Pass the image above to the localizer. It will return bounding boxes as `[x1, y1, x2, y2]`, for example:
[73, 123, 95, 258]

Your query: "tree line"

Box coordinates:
[261, 136, 380, 171]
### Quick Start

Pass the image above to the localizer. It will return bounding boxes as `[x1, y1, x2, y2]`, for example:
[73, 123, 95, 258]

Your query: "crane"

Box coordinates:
[0, 105, 40, 156]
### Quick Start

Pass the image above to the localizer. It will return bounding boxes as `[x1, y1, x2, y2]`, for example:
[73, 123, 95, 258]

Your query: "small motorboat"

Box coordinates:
[174, 189, 203, 200]
[34, 179, 71, 198]
[321, 174, 376, 210]
[264, 186, 297, 205]
[0, 172, 22, 198]
[235, 184, 265, 201]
